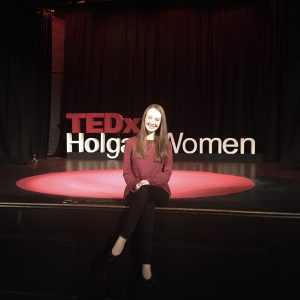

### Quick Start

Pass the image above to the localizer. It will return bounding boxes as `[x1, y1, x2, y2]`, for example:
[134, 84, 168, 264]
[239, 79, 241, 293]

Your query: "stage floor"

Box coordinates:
[1, 157, 300, 215]
[1, 158, 300, 300]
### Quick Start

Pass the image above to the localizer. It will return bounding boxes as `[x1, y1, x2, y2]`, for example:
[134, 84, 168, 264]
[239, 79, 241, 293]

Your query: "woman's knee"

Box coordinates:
[136, 185, 151, 200]
[127, 185, 151, 207]
[144, 200, 155, 212]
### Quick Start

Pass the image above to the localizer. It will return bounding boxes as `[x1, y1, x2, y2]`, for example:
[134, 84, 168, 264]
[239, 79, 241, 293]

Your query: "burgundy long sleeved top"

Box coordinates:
[122, 136, 173, 198]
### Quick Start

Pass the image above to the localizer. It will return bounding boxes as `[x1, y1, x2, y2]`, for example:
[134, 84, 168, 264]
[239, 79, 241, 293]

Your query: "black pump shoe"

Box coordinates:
[142, 275, 154, 287]
[107, 251, 121, 263]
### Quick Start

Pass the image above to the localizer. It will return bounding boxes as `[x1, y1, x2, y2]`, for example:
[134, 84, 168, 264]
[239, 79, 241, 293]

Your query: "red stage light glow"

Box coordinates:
[16, 170, 255, 199]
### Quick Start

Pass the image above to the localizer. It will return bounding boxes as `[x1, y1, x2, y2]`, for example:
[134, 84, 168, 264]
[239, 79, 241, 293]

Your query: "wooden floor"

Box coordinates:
[0, 158, 300, 299]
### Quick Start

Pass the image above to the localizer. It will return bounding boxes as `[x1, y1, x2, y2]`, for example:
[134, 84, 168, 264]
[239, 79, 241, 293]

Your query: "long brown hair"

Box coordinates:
[134, 104, 169, 163]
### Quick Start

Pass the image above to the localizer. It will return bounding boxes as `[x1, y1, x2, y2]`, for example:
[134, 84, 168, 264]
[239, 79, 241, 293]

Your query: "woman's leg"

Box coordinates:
[110, 185, 168, 271]
[137, 201, 155, 280]
[110, 185, 152, 256]
[120, 185, 153, 239]
[137, 186, 169, 279]
[138, 201, 155, 263]
[111, 235, 126, 256]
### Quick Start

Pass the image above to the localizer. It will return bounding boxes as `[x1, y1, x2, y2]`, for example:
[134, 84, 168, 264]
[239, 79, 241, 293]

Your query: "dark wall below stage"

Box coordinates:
[0, 204, 299, 299]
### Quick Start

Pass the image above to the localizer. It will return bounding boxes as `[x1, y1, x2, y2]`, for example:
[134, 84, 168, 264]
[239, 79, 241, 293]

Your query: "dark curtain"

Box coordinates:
[58, 0, 299, 166]
[280, 1, 300, 169]
[0, 4, 52, 164]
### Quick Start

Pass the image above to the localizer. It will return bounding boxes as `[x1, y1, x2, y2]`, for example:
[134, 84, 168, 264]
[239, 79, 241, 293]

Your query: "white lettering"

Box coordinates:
[223, 138, 239, 154]
[240, 138, 255, 154]
[106, 138, 121, 159]
[182, 138, 197, 154]
[100, 133, 105, 153]
[66, 133, 84, 152]
[199, 138, 222, 154]
[168, 132, 184, 153]
[121, 138, 128, 153]
[84, 138, 100, 153]
[66, 133, 256, 159]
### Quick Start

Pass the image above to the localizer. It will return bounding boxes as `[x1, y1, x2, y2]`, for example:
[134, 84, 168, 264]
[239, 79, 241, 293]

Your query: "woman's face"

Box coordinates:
[145, 107, 162, 134]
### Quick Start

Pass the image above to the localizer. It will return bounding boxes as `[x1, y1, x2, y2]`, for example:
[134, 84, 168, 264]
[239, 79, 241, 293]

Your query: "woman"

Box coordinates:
[108, 104, 173, 285]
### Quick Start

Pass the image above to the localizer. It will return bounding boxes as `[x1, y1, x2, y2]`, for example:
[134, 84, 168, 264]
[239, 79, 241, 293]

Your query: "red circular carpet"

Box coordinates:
[16, 169, 255, 199]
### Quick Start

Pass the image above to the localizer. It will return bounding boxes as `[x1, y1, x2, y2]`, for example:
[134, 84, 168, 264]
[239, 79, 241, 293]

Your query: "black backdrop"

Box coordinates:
[58, 0, 299, 166]
[0, 2, 52, 164]
[0, 0, 299, 167]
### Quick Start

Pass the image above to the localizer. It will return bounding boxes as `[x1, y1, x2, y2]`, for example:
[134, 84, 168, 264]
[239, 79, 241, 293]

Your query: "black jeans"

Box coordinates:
[120, 185, 169, 264]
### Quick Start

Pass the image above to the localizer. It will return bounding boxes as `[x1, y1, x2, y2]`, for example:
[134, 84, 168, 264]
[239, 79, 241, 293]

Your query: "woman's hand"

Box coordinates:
[135, 180, 150, 190]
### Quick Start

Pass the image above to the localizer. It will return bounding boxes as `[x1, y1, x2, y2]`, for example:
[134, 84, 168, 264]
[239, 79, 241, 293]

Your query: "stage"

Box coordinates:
[0, 158, 300, 299]
[1, 157, 300, 215]
[1, 0, 300, 298]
